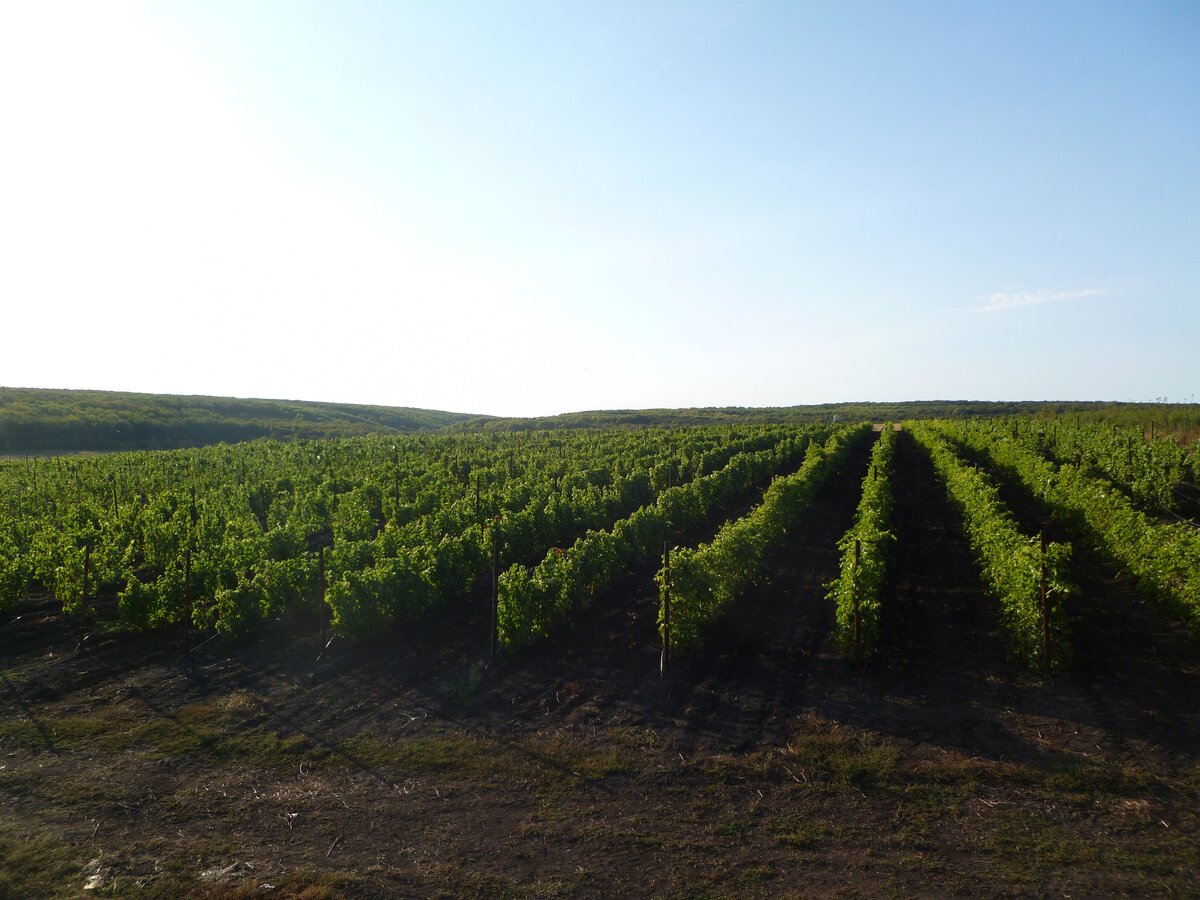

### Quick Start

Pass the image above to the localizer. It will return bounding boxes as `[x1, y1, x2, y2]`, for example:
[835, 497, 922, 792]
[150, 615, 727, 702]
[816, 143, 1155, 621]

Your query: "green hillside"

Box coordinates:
[0, 388, 484, 454]
[450, 400, 1200, 434]
[5, 388, 1197, 455]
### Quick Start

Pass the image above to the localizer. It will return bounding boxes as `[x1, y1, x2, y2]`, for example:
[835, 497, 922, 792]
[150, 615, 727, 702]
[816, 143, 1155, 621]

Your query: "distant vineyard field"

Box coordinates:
[2, 417, 1196, 671]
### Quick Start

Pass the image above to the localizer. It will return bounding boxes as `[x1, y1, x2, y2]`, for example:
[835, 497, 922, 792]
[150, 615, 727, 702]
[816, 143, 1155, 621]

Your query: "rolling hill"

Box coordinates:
[0, 387, 485, 454]
[3, 388, 1196, 454]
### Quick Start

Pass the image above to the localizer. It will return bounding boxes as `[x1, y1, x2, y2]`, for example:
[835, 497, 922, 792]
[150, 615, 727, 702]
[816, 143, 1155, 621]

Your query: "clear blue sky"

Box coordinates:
[1, 1, 1196, 415]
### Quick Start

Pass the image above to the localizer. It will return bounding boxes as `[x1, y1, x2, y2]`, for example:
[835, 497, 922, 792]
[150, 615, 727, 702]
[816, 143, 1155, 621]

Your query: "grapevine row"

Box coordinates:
[326, 428, 794, 637]
[496, 428, 829, 650]
[945, 421, 1200, 632]
[656, 424, 871, 656]
[909, 424, 1073, 670]
[992, 418, 1197, 517]
[0, 427, 796, 639]
[826, 426, 896, 664]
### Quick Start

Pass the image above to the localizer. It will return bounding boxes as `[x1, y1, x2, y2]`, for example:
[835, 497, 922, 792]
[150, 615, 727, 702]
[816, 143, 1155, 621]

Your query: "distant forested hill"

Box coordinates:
[0, 388, 484, 453]
[450, 401, 1200, 434]
[5, 389, 1196, 454]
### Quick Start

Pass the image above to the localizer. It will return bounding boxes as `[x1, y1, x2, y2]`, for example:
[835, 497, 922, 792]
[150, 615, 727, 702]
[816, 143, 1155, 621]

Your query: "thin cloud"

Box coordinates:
[977, 288, 1107, 313]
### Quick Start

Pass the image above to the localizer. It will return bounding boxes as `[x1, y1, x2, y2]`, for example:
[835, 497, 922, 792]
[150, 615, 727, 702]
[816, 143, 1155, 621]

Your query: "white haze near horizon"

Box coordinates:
[1, 1, 1197, 416]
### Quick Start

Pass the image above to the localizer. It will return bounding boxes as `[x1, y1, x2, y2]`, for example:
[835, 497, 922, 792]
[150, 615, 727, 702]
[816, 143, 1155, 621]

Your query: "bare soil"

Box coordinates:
[1, 431, 1197, 898]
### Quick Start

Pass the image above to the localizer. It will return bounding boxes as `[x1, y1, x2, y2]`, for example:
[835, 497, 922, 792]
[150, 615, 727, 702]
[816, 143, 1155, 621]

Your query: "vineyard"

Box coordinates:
[1, 419, 1198, 895]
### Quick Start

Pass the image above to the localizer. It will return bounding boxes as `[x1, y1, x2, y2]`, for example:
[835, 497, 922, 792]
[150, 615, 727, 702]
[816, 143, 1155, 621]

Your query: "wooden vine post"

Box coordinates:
[392, 445, 400, 513]
[660, 544, 671, 677]
[317, 546, 328, 656]
[184, 488, 196, 657]
[853, 539, 862, 667]
[489, 524, 499, 667]
[79, 543, 91, 648]
[182, 546, 192, 658]
[1039, 532, 1050, 677]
